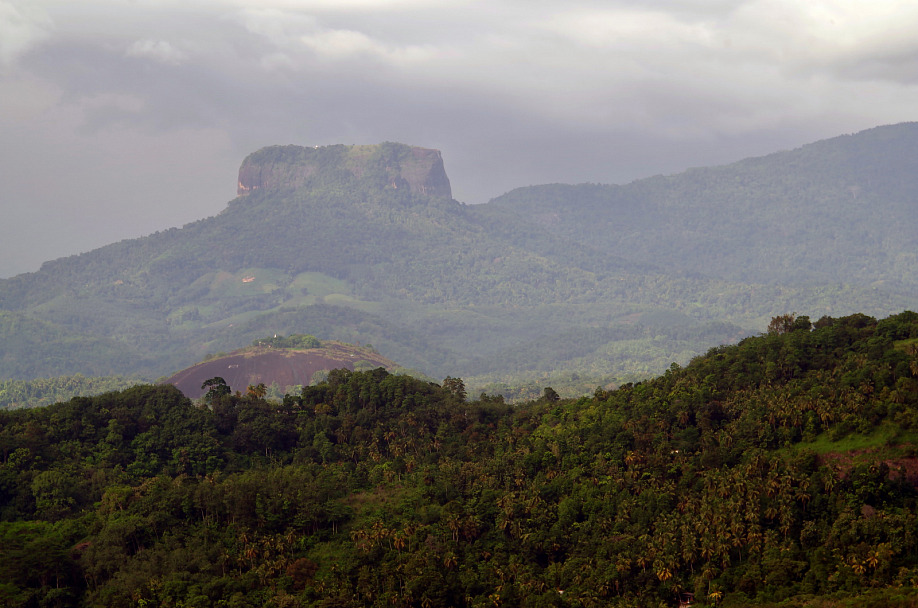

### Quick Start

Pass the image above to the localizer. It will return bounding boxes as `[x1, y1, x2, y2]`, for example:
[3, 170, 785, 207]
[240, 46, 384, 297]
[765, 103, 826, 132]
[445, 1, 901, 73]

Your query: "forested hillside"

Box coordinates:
[479, 123, 918, 289]
[3, 311, 918, 607]
[1, 127, 917, 398]
[0, 374, 145, 411]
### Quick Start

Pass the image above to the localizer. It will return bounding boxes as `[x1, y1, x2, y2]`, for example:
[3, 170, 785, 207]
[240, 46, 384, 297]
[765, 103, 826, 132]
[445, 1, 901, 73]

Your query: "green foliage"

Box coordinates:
[253, 333, 322, 349]
[202, 376, 232, 405]
[3, 312, 918, 606]
[0, 373, 147, 410]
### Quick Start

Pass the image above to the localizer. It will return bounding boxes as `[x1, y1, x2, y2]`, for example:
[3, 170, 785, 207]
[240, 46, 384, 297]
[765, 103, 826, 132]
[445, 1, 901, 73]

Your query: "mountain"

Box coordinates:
[0, 128, 916, 395]
[477, 122, 918, 290]
[3, 311, 918, 606]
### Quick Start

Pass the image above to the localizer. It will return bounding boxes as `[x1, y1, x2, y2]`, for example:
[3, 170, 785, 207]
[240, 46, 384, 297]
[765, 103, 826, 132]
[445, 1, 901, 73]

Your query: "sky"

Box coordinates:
[2, 0, 917, 278]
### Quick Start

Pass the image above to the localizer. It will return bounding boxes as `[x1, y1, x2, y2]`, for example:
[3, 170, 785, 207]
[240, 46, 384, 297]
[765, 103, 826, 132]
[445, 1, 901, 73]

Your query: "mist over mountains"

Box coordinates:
[1, 124, 916, 396]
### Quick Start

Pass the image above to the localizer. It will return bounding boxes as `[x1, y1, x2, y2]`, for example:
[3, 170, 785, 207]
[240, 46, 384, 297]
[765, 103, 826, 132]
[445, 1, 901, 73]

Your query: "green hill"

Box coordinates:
[2, 311, 918, 606]
[1, 128, 916, 395]
[478, 123, 918, 289]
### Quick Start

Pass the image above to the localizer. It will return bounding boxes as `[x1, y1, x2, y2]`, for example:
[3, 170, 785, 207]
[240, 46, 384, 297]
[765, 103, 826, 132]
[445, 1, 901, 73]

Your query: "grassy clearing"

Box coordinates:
[894, 337, 918, 351]
[320, 294, 383, 315]
[288, 272, 351, 298]
[793, 422, 918, 456]
[215, 268, 290, 297]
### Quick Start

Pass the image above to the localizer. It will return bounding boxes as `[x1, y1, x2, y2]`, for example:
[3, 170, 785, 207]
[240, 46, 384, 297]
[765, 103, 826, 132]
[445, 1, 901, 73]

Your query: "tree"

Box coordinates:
[767, 314, 797, 335]
[246, 383, 267, 399]
[791, 315, 812, 332]
[442, 377, 466, 401]
[201, 377, 231, 405]
[768, 314, 812, 335]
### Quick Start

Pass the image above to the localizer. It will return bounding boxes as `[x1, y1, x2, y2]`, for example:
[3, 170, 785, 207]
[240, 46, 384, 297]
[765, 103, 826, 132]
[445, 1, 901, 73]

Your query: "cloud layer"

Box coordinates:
[2, 0, 917, 277]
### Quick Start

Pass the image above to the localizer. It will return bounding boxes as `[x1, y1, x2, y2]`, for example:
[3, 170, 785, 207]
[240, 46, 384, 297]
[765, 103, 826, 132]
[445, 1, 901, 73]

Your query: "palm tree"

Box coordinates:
[246, 383, 267, 399]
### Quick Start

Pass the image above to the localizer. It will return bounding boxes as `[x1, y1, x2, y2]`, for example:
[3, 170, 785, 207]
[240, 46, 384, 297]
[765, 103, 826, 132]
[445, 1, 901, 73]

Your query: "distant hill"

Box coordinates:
[478, 123, 918, 289]
[0, 373, 147, 410]
[0, 128, 917, 396]
[166, 340, 396, 399]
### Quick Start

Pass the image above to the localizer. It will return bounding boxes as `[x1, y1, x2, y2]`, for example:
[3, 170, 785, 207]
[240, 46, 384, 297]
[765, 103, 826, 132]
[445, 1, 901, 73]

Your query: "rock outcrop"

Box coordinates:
[166, 342, 397, 399]
[237, 142, 452, 199]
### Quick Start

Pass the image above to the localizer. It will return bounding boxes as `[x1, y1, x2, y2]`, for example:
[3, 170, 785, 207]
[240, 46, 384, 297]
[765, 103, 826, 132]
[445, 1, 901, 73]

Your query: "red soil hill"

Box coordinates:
[165, 343, 395, 399]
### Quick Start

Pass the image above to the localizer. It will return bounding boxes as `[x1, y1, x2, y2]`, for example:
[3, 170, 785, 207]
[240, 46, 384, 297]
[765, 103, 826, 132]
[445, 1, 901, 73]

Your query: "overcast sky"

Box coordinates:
[2, 0, 917, 277]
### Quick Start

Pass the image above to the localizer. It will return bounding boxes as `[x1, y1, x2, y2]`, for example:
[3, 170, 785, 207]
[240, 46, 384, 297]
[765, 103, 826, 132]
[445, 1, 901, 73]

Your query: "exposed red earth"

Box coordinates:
[165, 343, 395, 399]
[819, 448, 918, 487]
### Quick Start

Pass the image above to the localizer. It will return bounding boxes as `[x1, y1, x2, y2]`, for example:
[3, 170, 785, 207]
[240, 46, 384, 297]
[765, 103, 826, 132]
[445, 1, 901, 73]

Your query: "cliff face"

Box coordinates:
[237, 142, 452, 199]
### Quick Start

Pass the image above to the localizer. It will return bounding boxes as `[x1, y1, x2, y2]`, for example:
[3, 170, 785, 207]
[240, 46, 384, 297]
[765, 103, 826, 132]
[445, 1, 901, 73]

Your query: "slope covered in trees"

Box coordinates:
[3, 311, 918, 607]
[1, 128, 917, 396]
[0, 374, 146, 411]
[479, 123, 918, 289]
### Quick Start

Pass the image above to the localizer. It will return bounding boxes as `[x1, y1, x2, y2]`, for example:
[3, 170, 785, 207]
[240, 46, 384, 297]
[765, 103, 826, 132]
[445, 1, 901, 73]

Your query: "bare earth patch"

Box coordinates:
[818, 448, 918, 487]
[165, 343, 395, 399]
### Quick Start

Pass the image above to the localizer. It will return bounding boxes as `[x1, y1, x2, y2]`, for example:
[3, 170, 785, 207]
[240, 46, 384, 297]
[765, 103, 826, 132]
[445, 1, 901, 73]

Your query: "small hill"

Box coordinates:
[166, 340, 396, 399]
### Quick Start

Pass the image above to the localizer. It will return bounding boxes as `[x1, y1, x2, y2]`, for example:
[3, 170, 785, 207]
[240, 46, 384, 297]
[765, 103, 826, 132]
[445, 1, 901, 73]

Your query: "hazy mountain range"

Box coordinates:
[1, 123, 916, 397]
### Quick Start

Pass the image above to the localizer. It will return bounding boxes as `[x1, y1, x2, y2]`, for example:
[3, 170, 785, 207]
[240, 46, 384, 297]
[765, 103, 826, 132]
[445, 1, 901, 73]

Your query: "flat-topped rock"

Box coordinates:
[237, 142, 452, 198]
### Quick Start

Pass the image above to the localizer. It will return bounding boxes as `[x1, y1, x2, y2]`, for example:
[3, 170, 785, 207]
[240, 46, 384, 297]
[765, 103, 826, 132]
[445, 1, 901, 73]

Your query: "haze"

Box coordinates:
[2, 0, 917, 278]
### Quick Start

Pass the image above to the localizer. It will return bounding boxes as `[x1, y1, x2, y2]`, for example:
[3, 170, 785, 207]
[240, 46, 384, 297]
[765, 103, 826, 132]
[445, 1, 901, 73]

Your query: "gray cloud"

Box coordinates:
[125, 39, 187, 65]
[0, 1, 52, 67]
[2, 0, 918, 277]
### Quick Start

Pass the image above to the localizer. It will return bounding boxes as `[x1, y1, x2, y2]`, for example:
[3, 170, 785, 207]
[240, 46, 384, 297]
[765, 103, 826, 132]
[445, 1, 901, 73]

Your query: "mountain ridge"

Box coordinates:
[1, 123, 917, 396]
[480, 122, 918, 289]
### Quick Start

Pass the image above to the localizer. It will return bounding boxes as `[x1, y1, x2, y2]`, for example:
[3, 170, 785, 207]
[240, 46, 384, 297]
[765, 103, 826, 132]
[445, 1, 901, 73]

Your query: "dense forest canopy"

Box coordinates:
[3, 311, 918, 607]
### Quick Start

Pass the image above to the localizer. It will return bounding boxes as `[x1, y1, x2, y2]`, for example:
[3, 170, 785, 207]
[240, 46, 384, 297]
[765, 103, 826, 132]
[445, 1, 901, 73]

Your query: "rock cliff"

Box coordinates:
[237, 142, 452, 199]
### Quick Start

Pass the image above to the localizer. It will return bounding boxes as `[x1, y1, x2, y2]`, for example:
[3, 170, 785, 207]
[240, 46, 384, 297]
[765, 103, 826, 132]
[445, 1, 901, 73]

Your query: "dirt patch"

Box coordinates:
[165, 344, 395, 399]
[818, 448, 918, 487]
